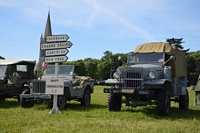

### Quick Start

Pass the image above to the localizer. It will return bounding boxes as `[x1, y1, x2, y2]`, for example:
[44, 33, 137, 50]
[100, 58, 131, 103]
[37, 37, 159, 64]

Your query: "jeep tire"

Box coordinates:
[20, 89, 34, 108]
[108, 93, 122, 111]
[81, 89, 91, 106]
[57, 95, 66, 109]
[157, 89, 170, 116]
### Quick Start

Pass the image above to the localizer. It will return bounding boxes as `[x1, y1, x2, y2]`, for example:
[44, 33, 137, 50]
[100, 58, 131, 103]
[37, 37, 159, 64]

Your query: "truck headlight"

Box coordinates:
[113, 72, 120, 80]
[149, 71, 157, 79]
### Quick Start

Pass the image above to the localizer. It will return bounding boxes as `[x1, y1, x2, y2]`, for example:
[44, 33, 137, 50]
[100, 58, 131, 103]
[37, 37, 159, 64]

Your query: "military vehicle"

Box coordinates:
[194, 75, 200, 107]
[0, 59, 36, 101]
[104, 38, 189, 116]
[20, 64, 95, 109]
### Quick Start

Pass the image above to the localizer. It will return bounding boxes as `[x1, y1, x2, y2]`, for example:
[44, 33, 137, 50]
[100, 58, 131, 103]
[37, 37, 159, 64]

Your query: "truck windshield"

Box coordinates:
[0, 65, 7, 75]
[127, 53, 164, 63]
[43, 65, 74, 75]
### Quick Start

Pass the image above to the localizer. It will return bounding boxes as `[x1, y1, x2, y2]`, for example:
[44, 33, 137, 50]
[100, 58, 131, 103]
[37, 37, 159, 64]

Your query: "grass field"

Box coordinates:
[1, 85, 200, 133]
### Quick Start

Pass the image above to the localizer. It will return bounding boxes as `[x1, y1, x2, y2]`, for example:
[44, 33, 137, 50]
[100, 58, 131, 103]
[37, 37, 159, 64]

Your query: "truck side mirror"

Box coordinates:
[118, 56, 123, 66]
[170, 56, 175, 60]
[163, 55, 175, 65]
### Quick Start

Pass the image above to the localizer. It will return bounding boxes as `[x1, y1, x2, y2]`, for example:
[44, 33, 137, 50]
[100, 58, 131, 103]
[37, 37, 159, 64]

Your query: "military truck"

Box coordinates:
[0, 59, 36, 101]
[20, 64, 95, 109]
[104, 39, 189, 116]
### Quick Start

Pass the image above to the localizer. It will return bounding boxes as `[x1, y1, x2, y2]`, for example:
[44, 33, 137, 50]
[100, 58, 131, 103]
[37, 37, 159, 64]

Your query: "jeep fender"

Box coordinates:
[144, 79, 173, 96]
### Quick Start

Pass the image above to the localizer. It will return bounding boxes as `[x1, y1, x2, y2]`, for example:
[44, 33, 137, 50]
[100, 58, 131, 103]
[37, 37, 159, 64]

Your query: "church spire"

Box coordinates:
[38, 11, 52, 68]
[44, 11, 52, 38]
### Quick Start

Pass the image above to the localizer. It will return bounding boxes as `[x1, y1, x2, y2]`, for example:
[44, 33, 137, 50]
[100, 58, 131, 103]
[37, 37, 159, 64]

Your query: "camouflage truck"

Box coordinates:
[20, 65, 95, 109]
[104, 40, 189, 116]
[0, 59, 36, 102]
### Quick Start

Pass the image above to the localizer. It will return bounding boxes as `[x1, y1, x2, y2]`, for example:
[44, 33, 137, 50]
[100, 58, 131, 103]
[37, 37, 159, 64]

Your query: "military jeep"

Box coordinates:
[104, 40, 189, 116]
[20, 64, 95, 109]
[0, 59, 36, 101]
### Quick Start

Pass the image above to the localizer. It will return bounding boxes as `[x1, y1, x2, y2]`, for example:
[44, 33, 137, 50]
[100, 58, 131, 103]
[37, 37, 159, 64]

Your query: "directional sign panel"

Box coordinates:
[45, 78, 64, 95]
[46, 49, 69, 56]
[41, 41, 73, 50]
[46, 35, 69, 42]
[45, 56, 68, 63]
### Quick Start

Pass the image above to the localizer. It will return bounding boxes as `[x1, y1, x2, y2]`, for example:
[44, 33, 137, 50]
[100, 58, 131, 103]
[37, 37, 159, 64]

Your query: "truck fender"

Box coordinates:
[144, 79, 173, 96]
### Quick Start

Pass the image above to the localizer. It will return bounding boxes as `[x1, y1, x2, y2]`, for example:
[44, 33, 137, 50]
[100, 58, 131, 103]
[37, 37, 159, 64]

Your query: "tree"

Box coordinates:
[84, 58, 98, 79]
[74, 60, 86, 76]
[0, 56, 5, 59]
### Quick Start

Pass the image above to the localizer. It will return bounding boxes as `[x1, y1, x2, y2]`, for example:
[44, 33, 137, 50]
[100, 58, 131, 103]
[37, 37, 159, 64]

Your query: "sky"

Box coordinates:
[0, 0, 200, 62]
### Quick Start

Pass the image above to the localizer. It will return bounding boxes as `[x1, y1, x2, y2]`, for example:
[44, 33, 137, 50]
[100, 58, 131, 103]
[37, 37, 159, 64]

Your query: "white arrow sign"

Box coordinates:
[41, 41, 73, 50]
[46, 49, 69, 56]
[45, 56, 68, 63]
[46, 35, 69, 42]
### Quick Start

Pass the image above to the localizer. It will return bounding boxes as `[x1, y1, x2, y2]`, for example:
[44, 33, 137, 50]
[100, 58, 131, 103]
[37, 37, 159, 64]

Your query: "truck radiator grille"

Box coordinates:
[32, 80, 46, 93]
[122, 67, 143, 88]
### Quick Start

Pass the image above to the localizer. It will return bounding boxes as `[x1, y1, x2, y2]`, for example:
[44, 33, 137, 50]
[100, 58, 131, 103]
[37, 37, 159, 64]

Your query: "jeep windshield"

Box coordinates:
[43, 65, 74, 75]
[0, 65, 7, 75]
[127, 53, 164, 64]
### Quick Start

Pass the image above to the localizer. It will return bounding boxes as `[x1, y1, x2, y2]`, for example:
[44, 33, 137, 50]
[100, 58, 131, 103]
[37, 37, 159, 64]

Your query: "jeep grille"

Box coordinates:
[121, 67, 143, 88]
[32, 80, 46, 93]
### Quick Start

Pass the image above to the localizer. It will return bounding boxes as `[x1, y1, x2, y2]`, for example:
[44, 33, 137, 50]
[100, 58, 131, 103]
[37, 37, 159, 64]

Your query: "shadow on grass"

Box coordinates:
[66, 103, 107, 111]
[32, 101, 107, 111]
[0, 99, 20, 108]
[123, 105, 200, 119]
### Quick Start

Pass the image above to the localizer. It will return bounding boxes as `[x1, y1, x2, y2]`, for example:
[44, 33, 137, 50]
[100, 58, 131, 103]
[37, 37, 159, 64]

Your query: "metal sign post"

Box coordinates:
[49, 63, 60, 114]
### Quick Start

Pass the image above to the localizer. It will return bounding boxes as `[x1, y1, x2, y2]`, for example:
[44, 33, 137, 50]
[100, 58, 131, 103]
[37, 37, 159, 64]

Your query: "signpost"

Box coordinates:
[46, 34, 69, 42]
[46, 78, 64, 95]
[46, 49, 69, 56]
[45, 56, 68, 63]
[41, 34, 73, 115]
[41, 41, 73, 50]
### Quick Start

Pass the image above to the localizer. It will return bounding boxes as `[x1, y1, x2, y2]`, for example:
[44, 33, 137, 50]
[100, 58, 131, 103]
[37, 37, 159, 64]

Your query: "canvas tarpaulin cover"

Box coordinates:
[134, 42, 187, 77]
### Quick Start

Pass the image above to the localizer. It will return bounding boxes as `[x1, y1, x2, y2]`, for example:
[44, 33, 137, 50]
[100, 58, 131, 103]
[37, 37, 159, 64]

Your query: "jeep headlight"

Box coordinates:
[149, 70, 157, 79]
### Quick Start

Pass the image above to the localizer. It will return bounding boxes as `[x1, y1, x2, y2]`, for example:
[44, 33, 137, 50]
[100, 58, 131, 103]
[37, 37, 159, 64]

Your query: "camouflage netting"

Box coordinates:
[134, 42, 187, 77]
[72, 76, 94, 89]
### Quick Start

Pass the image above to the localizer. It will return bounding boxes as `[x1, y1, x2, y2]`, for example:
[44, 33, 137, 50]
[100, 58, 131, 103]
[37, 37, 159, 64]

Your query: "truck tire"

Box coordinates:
[57, 95, 66, 109]
[179, 89, 189, 109]
[18, 86, 29, 103]
[20, 89, 34, 108]
[81, 89, 91, 106]
[157, 89, 170, 116]
[108, 93, 121, 111]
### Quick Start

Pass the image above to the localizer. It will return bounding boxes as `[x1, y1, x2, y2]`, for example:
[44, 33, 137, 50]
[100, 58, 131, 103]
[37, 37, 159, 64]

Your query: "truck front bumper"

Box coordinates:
[20, 93, 52, 99]
[104, 88, 154, 96]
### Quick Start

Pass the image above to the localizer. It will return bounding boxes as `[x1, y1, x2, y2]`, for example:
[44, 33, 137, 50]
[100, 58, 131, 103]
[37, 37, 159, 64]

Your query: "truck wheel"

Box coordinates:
[18, 86, 29, 103]
[157, 89, 170, 116]
[81, 89, 91, 106]
[179, 89, 189, 109]
[57, 95, 66, 109]
[108, 93, 121, 111]
[20, 89, 34, 108]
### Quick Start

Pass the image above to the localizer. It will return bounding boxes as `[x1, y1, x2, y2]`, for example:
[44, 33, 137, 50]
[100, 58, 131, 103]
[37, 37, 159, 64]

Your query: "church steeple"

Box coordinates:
[44, 11, 52, 38]
[38, 11, 53, 68]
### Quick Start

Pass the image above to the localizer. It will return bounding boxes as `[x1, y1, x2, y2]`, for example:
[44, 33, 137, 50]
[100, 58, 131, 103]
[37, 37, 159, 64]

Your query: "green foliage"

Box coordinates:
[187, 51, 200, 85]
[60, 51, 127, 80]
[37, 67, 43, 78]
[0, 56, 5, 59]
[0, 86, 200, 133]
